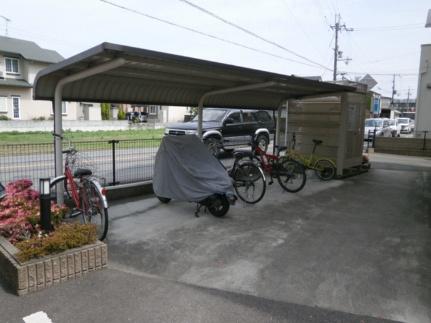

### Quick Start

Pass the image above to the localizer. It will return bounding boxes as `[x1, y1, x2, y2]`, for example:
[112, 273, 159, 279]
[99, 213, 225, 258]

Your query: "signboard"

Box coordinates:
[373, 97, 381, 115]
[360, 74, 378, 90]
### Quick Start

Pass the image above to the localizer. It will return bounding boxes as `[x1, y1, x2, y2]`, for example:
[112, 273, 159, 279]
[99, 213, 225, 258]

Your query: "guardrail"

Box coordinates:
[0, 138, 162, 186]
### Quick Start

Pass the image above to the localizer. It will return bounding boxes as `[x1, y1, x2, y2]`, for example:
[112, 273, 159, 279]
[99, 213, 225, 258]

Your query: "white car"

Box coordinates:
[388, 119, 401, 137]
[364, 118, 392, 140]
[396, 118, 413, 134]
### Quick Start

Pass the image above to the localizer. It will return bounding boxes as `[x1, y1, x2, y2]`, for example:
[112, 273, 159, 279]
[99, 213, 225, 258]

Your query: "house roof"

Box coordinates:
[0, 36, 63, 64]
[33, 42, 355, 109]
[0, 78, 32, 88]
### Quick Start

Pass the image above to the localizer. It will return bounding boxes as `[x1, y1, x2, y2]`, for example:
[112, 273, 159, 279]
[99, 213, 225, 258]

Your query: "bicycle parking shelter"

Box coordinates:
[33, 42, 362, 202]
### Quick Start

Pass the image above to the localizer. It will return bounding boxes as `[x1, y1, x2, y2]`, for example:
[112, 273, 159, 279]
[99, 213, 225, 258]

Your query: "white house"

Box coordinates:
[0, 36, 101, 121]
[124, 104, 190, 123]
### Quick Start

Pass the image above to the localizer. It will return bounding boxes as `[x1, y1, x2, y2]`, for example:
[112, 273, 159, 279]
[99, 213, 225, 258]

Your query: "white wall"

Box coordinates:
[162, 106, 189, 123]
[415, 44, 431, 135]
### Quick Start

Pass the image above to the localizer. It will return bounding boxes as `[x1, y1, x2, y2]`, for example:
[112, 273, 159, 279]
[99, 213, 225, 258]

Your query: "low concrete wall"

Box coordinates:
[0, 237, 107, 295]
[375, 137, 431, 157]
[0, 120, 164, 132]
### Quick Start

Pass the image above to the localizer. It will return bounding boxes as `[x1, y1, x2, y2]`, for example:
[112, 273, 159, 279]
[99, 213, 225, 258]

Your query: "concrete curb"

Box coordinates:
[105, 181, 154, 201]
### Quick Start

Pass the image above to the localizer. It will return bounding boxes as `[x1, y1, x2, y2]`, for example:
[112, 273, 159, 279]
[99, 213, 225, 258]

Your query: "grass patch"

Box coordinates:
[0, 128, 164, 144]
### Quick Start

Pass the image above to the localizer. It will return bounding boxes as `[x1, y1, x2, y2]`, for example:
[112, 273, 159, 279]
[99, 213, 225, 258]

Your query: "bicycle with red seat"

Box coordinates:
[49, 133, 109, 240]
[236, 142, 306, 193]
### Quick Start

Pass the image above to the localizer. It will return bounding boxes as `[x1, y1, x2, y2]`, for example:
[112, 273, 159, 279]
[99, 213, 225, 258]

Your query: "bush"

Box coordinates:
[101, 103, 111, 120]
[32, 116, 46, 121]
[15, 223, 97, 262]
[0, 179, 67, 244]
[0, 115, 10, 121]
[118, 106, 126, 120]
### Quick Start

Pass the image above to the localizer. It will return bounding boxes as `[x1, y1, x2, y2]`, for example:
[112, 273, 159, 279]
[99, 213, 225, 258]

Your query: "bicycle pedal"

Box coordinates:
[69, 209, 81, 218]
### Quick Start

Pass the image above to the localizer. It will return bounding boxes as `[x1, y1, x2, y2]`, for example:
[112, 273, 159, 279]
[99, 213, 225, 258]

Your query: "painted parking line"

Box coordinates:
[23, 311, 53, 323]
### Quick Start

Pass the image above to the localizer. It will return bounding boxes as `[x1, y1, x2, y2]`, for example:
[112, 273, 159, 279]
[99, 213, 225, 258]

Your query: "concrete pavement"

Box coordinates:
[1, 153, 430, 322]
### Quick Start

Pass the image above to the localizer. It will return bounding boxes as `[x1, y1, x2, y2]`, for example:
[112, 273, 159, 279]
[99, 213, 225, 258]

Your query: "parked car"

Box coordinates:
[164, 108, 275, 156]
[388, 119, 401, 137]
[396, 118, 413, 134]
[364, 118, 392, 140]
[0, 182, 5, 200]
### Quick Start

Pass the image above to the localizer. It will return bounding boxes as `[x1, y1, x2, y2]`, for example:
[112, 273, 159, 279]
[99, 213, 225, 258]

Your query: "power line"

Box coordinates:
[345, 71, 418, 76]
[100, 0, 329, 70]
[177, 0, 331, 71]
[354, 23, 423, 31]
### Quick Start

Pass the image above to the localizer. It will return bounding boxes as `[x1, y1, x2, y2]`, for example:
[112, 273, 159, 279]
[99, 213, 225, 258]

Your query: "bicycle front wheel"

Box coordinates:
[277, 159, 307, 193]
[314, 159, 336, 181]
[233, 162, 266, 204]
[81, 179, 109, 240]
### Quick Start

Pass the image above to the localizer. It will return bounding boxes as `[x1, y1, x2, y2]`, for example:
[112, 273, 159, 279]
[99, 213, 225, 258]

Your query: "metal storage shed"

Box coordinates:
[33, 42, 357, 200]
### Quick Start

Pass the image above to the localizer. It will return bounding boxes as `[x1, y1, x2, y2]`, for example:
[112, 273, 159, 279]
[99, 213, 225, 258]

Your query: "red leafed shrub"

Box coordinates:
[0, 179, 67, 244]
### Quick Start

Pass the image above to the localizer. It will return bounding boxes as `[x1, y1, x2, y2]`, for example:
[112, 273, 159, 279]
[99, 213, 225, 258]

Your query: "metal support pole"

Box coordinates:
[372, 128, 377, 148]
[197, 103, 203, 139]
[109, 140, 120, 185]
[53, 58, 126, 203]
[423, 131, 428, 151]
[284, 101, 290, 146]
[39, 178, 53, 232]
[275, 105, 282, 148]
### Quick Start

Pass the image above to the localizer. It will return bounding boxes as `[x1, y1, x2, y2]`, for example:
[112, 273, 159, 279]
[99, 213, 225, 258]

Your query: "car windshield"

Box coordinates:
[365, 119, 382, 127]
[397, 118, 409, 124]
[192, 109, 227, 122]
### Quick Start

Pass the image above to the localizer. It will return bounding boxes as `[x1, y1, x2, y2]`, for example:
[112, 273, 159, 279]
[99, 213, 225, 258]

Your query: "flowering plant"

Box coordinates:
[0, 179, 67, 244]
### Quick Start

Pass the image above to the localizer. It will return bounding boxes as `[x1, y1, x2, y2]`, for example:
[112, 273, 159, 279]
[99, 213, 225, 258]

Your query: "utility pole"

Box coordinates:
[391, 74, 397, 107]
[0, 15, 11, 36]
[406, 88, 411, 111]
[330, 14, 353, 81]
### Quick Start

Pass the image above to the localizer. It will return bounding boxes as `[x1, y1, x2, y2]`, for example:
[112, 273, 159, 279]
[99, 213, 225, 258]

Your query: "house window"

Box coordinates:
[11, 96, 20, 119]
[62, 102, 67, 115]
[5, 58, 19, 74]
[148, 105, 159, 115]
[0, 96, 7, 113]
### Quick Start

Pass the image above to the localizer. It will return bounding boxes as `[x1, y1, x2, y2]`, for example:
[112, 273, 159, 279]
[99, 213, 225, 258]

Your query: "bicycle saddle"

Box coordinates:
[74, 168, 92, 177]
[276, 145, 288, 153]
[312, 139, 323, 145]
[233, 150, 255, 159]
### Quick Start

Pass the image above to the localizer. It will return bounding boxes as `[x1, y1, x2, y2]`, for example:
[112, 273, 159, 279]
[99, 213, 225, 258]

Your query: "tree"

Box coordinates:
[101, 103, 110, 120]
[117, 104, 126, 120]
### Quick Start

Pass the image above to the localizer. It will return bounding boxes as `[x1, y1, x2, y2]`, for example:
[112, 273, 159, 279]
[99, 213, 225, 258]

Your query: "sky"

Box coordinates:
[1, 0, 430, 99]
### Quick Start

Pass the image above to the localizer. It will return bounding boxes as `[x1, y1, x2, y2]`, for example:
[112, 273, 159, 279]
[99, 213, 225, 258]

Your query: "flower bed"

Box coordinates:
[0, 179, 107, 295]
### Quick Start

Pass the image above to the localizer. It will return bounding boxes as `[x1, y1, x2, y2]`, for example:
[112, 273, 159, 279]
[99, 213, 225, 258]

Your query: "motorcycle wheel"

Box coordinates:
[207, 195, 230, 217]
[157, 196, 171, 203]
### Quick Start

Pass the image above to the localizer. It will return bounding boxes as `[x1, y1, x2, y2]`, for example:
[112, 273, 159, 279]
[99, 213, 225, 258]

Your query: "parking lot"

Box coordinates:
[1, 153, 430, 323]
[105, 153, 430, 323]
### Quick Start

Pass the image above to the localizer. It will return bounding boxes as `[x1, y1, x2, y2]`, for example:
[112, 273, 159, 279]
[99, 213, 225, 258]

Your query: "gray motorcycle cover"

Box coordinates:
[153, 135, 234, 202]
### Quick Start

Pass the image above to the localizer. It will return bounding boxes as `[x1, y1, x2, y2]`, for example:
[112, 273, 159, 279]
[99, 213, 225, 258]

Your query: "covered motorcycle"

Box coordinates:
[153, 135, 235, 217]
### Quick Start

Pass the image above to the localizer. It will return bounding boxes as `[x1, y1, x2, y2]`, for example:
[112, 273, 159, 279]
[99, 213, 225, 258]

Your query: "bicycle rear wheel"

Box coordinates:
[233, 162, 266, 204]
[277, 159, 307, 193]
[314, 159, 336, 181]
[81, 179, 109, 240]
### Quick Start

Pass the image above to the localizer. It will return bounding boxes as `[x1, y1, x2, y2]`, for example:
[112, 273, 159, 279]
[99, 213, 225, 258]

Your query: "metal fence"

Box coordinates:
[0, 138, 162, 187]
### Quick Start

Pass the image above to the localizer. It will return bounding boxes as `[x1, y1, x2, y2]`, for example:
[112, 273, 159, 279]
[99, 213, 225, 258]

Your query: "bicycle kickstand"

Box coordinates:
[195, 203, 203, 217]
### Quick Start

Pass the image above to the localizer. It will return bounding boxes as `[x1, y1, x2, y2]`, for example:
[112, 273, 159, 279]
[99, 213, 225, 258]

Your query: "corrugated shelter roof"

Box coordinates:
[0, 36, 63, 64]
[0, 78, 32, 88]
[34, 42, 355, 109]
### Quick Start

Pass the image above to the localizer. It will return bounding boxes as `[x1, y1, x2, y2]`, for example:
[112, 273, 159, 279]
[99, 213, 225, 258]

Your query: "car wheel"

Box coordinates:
[255, 134, 269, 152]
[204, 137, 222, 157]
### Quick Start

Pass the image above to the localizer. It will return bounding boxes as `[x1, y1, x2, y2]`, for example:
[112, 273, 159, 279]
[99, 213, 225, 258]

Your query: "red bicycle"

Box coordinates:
[49, 135, 109, 240]
[238, 144, 306, 193]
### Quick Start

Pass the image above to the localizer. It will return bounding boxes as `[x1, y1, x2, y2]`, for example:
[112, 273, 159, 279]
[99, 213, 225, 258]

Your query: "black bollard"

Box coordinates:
[39, 178, 53, 232]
